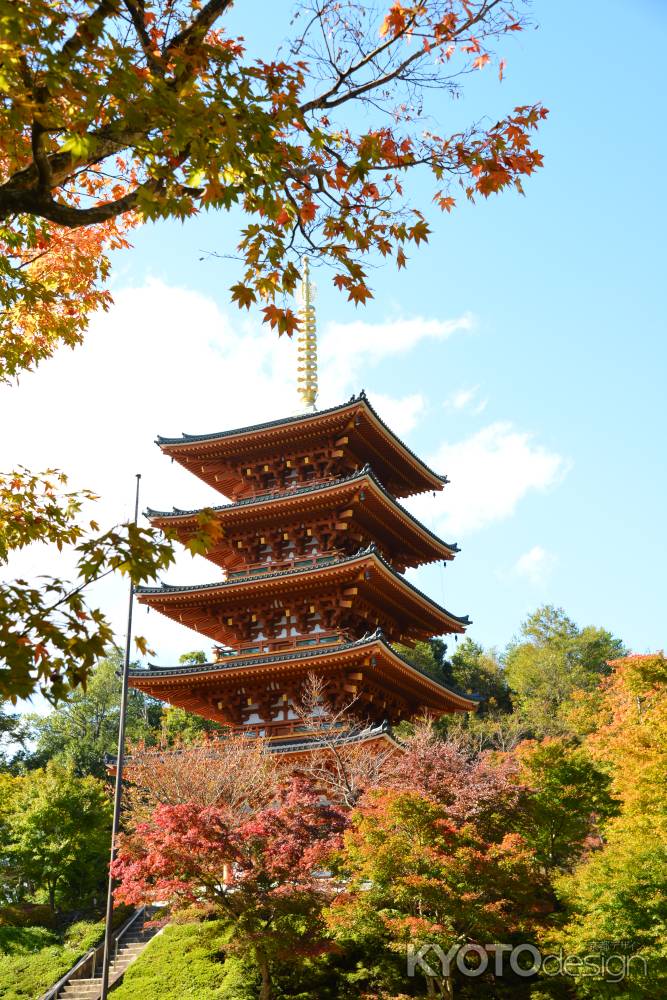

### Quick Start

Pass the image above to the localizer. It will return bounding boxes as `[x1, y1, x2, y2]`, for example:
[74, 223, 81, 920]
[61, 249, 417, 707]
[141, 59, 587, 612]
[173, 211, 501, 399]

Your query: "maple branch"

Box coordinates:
[59, 0, 121, 66]
[301, 0, 505, 113]
[123, 0, 165, 73]
[30, 120, 52, 196]
[300, 17, 416, 113]
[164, 0, 234, 56]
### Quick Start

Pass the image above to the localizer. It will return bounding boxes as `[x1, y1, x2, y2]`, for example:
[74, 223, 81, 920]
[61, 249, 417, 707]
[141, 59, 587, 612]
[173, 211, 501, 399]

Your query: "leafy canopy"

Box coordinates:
[113, 777, 346, 997]
[0, 469, 175, 703]
[1, 0, 547, 373]
[1, 761, 111, 912]
[504, 605, 626, 737]
[21, 653, 163, 777]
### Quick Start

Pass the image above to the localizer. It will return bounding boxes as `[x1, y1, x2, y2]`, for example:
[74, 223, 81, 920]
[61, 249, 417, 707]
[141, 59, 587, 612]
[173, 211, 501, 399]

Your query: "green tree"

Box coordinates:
[515, 738, 618, 872]
[25, 653, 162, 778]
[505, 606, 626, 737]
[0, 704, 29, 771]
[552, 815, 667, 999]
[395, 639, 453, 686]
[450, 637, 512, 714]
[3, 762, 111, 912]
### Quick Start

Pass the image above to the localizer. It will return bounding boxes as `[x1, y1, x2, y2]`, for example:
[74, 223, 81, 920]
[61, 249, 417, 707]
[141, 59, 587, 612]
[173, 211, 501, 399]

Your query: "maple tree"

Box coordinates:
[0, 468, 174, 703]
[327, 787, 548, 999]
[1, 0, 547, 369]
[123, 730, 279, 821]
[384, 722, 527, 841]
[112, 777, 346, 999]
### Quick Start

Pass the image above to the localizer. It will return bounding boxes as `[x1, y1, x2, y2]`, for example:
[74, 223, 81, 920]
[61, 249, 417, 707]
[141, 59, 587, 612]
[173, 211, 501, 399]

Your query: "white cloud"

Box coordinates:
[319, 312, 473, 403]
[406, 422, 568, 538]
[513, 545, 557, 584]
[368, 392, 425, 435]
[443, 385, 487, 414]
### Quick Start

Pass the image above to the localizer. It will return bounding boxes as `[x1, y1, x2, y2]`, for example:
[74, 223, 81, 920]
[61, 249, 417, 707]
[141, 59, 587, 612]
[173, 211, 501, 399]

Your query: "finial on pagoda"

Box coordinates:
[296, 256, 318, 412]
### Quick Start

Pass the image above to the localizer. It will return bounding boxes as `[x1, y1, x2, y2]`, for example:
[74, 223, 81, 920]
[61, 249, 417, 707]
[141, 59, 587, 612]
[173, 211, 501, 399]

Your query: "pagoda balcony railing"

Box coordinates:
[213, 631, 346, 661]
[231, 719, 351, 740]
[244, 474, 339, 501]
[226, 551, 343, 581]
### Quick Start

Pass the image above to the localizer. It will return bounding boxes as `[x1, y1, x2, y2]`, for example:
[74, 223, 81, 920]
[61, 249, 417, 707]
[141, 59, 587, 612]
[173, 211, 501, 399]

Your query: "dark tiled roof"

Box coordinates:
[145, 464, 459, 555]
[155, 390, 447, 486]
[104, 720, 401, 762]
[135, 545, 471, 626]
[268, 720, 399, 754]
[128, 629, 480, 707]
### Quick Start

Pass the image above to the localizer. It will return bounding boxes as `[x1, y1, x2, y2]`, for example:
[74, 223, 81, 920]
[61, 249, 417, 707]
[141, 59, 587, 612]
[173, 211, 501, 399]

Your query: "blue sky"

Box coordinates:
[4, 0, 665, 675]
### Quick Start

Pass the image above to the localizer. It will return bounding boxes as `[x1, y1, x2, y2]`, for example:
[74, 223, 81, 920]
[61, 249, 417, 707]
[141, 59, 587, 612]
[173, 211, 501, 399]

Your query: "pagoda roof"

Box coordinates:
[146, 465, 459, 569]
[155, 391, 446, 498]
[136, 546, 470, 645]
[105, 721, 402, 764]
[128, 631, 479, 715]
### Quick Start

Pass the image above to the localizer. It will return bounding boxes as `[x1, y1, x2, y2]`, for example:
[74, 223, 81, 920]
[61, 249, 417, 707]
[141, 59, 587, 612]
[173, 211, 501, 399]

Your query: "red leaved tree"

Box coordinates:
[384, 721, 527, 840]
[113, 777, 346, 1000]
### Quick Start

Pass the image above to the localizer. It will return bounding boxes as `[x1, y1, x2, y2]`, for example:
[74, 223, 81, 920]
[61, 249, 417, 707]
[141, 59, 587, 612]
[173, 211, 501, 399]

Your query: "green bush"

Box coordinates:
[112, 921, 251, 1000]
[0, 919, 103, 1000]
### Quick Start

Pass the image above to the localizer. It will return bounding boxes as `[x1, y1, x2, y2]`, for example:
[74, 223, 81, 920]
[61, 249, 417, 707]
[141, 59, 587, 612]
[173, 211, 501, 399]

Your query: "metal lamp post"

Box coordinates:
[100, 474, 141, 1000]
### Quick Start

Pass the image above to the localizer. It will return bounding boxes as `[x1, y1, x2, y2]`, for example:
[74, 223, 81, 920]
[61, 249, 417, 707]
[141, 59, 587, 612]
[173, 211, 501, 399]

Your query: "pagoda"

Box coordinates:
[129, 263, 475, 751]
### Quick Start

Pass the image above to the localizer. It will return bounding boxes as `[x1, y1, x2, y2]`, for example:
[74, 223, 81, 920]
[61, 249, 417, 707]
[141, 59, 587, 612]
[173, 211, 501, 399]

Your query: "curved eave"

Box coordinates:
[128, 634, 478, 713]
[155, 392, 446, 497]
[136, 547, 470, 635]
[146, 467, 459, 566]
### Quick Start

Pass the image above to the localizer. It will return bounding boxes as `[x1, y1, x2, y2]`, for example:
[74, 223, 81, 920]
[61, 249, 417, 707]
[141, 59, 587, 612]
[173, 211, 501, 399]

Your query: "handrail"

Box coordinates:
[40, 906, 146, 1000]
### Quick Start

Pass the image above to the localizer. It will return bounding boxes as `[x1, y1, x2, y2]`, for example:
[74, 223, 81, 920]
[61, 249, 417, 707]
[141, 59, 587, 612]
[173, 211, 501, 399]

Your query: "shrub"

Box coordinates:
[0, 919, 103, 1000]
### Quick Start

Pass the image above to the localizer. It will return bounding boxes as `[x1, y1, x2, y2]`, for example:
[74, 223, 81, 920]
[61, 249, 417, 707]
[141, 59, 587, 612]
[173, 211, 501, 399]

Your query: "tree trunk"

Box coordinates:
[257, 953, 271, 1000]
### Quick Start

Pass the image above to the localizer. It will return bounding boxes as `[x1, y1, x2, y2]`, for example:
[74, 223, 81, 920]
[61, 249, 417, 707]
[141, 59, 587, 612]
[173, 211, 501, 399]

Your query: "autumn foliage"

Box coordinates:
[113, 778, 346, 997]
[1, 0, 547, 373]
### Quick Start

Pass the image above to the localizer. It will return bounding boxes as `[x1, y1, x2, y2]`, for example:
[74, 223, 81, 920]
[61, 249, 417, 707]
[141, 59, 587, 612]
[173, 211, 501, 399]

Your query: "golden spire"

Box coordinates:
[296, 256, 318, 411]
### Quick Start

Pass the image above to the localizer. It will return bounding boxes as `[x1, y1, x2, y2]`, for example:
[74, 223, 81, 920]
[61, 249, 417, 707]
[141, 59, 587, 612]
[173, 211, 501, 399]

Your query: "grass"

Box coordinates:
[0, 920, 104, 1000]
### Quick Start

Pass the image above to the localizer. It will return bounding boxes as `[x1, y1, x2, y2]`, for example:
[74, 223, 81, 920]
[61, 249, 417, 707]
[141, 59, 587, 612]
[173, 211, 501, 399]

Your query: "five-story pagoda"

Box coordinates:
[129, 265, 476, 750]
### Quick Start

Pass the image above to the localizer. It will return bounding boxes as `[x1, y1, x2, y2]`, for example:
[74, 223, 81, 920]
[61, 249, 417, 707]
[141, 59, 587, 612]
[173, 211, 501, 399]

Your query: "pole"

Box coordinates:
[100, 474, 141, 999]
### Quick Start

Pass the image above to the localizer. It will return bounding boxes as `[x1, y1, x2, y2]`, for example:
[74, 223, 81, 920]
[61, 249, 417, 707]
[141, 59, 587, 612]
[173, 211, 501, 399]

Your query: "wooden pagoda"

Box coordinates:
[129, 392, 475, 752]
[129, 263, 475, 752]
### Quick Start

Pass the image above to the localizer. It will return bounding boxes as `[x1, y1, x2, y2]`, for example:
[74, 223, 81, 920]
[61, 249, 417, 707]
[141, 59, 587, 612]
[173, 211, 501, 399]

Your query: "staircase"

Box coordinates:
[42, 909, 163, 1000]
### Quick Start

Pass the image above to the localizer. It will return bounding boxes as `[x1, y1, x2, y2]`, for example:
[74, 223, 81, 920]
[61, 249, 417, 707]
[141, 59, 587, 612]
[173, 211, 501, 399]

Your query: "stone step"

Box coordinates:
[53, 918, 161, 999]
